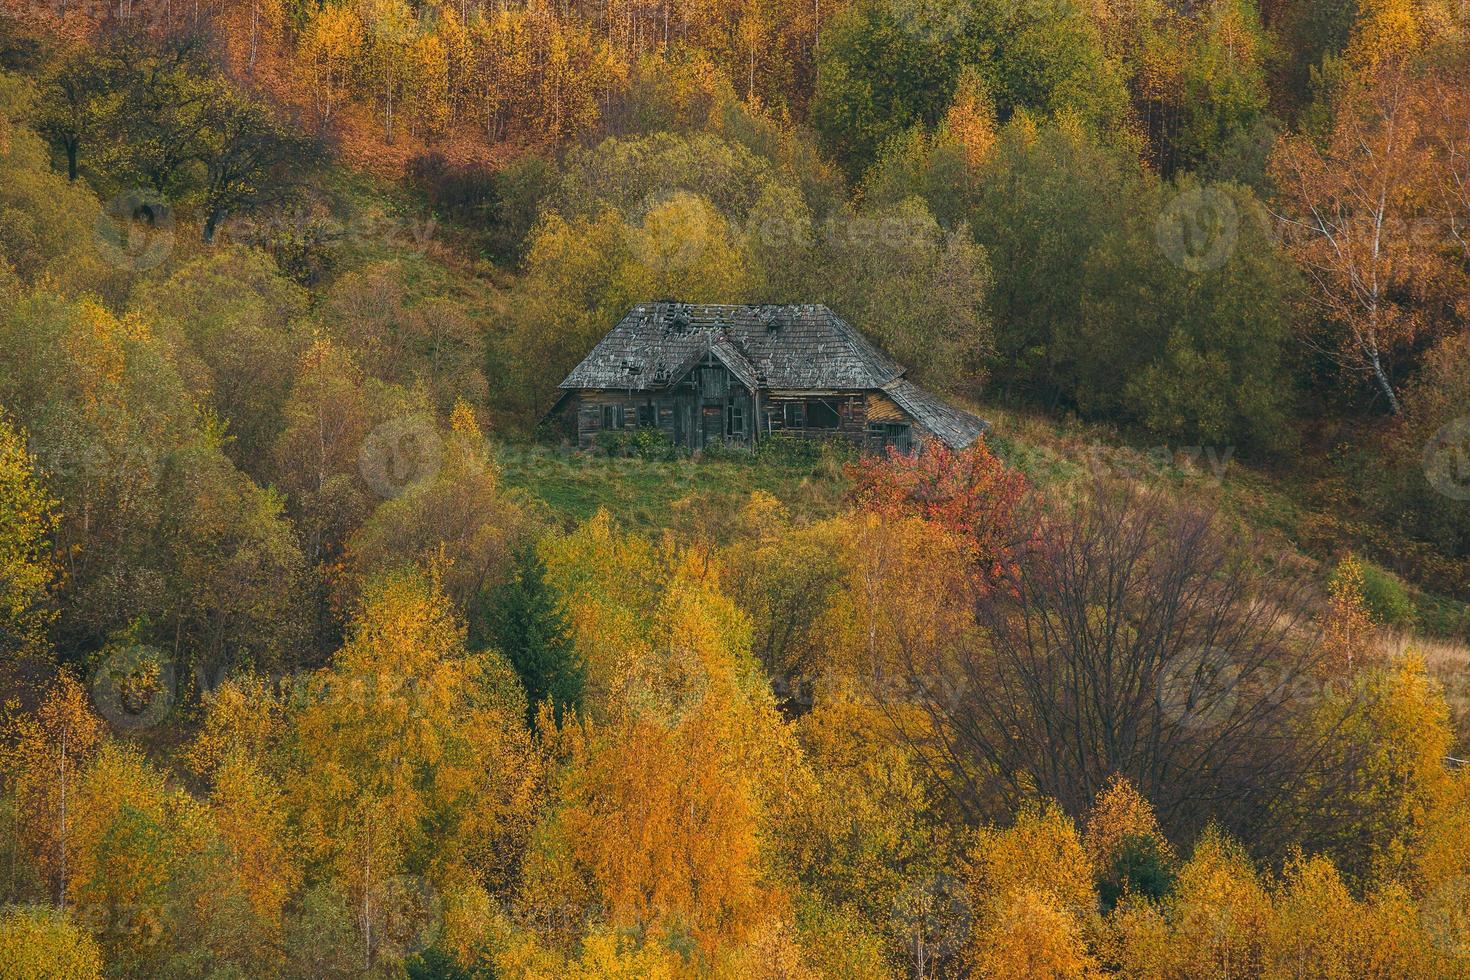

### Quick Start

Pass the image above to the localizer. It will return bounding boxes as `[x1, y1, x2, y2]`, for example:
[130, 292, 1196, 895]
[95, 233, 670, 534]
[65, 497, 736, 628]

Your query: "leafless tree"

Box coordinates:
[883, 481, 1358, 851]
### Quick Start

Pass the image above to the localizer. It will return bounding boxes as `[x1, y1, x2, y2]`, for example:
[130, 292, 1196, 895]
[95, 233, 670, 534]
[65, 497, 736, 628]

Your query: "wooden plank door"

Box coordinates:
[701, 404, 722, 448]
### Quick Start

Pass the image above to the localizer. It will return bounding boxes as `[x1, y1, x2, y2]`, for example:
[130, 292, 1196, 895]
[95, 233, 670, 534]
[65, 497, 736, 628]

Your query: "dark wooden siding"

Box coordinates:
[572, 358, 754, 451]
[759, 393, 867, 446]
[567, 386, 937, 455]
[863, 391, 937, 453]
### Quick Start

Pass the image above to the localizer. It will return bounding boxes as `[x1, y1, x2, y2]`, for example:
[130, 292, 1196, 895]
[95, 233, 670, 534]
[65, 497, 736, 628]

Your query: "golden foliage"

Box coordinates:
[714, 916, 821, 979]
[1, 673, 104, 906]
[1347, 0, 1423, 68]
[289, 568, 541, 906]
[1153, 830, 1272, 978]
[1323, 555, 1379, 672]
[562, 929, 685, 978]
[1263, 853, 1434, 979]
[182, 672, 290, 779]
[941, 70, 998, 170]
[970, 886, 1097, 979]
[965, 804, 1100, 976]
[527, 709, 772, 955]
[0, 413, 58, 662]
[0, 905, 102, 980]
[780, 695, 944, 950]
[1299, 653, 1459, 886]
[65, 742, 175, 967]
[968, 803, 1098, 920]
[525, 511, 807, 957]
[208, 752, 301, 932]
[1085, 776, 1175, 876]
[1269, 65, 1443, 414]
[815, 512, 975, 697]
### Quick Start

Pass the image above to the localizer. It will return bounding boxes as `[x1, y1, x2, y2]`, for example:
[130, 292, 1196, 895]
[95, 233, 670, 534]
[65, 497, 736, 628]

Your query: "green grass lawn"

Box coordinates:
[496, 443, 853, 533]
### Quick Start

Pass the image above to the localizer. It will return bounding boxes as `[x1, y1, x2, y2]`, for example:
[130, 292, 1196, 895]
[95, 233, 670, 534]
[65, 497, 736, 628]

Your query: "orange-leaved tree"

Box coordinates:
[1, 672, 104, 908]
[847, 439, 1034, 593]
[1269, 63, 1439, 414]
[522, 522, 801, 959]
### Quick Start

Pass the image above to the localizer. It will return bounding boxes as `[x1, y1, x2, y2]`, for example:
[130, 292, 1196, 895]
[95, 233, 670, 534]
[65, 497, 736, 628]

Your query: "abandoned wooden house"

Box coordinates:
[547, 302, 988, 453]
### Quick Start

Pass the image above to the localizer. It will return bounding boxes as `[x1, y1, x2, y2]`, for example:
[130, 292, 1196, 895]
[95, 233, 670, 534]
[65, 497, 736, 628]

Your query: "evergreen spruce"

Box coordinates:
[471, 548, 584, 728]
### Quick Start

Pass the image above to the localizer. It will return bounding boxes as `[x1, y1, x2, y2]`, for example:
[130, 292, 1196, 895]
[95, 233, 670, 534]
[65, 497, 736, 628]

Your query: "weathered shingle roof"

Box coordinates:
[882, 377, 989, 450]
[557, 302, 904, 391]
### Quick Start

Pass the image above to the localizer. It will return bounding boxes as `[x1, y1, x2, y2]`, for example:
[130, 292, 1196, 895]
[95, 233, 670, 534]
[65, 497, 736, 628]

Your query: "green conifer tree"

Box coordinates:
[471, 547, 584, 727]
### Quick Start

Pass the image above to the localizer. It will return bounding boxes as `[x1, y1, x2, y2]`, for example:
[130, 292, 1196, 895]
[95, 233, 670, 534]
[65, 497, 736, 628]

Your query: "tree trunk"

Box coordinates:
[361, 813, 373, 970]
[1368, 345, 1401, 415]
[384, 69, 394, 143]
[57, 730, 67, 909]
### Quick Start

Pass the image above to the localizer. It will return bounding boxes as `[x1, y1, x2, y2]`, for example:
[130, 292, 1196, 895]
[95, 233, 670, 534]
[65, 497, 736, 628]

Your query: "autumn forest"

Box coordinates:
[0, 0, 1469, 975]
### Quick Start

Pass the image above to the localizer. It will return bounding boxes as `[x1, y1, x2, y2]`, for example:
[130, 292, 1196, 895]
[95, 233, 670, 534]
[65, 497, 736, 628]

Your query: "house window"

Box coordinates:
[883, 423, 912, 453]
[601, 404, 623, 429]
[726, 398, 745, 438]
[780, 402, 803, 428]
[806, 399, 841, 430]
[637, 404, 655, 428]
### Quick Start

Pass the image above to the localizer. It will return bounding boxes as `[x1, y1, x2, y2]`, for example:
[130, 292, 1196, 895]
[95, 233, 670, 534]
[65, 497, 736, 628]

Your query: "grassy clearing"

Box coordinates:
[495, 443, 852, 534]
[309, 148, 1470, 640]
